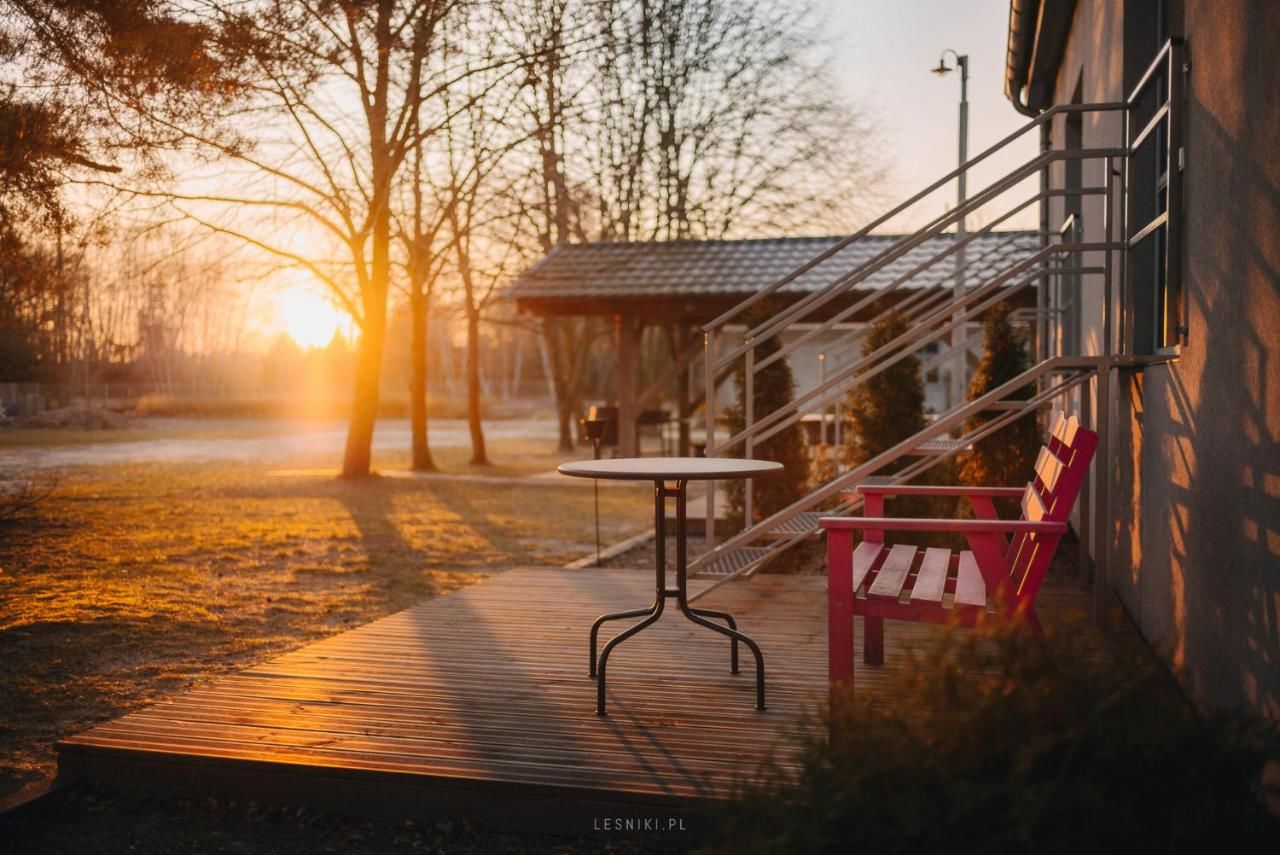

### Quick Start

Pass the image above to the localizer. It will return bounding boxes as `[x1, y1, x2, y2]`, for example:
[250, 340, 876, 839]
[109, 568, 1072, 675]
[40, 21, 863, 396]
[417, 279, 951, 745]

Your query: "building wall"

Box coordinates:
[1047, 0, 1280, 717]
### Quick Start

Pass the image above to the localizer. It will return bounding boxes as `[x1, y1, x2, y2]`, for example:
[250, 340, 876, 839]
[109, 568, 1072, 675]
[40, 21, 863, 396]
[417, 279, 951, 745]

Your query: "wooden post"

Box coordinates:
[678, 327, 692, 457]
[616, 314, 641, 457]
[827, 528, 855, 692]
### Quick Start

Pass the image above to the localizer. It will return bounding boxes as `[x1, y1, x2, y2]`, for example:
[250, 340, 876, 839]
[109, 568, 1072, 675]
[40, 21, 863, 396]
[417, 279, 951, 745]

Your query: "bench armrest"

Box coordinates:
[819, 516, 1068, 534]
[849, 484, 1026, 498]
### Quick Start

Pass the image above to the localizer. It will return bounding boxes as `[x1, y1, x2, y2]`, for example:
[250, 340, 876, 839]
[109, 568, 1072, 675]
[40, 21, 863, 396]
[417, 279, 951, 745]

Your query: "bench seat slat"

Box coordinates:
[954, 551, 987, 608]
[867, 544, 917, 599]
[910, 547, 951, 604]
[851, 541, 885, 591]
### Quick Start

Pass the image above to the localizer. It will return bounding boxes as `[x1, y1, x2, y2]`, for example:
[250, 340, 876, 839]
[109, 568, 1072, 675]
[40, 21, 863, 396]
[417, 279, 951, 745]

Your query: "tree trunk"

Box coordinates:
[342, 0, 395, 480]
[342, 291, 386, 478]
[544, 317, 575, 451]
[465, 307, 487, 465]
[556, 403, 574, 451]
[409, 291, 436, 471]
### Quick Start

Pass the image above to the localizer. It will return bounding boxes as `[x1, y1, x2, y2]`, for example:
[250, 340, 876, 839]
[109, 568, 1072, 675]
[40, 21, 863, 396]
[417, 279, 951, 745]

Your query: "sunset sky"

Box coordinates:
[188, 0, 1037, 353]
[818, 0, 1037, 231]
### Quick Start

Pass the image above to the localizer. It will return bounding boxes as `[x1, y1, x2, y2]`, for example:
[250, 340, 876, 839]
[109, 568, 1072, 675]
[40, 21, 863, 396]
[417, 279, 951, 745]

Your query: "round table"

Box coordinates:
[558, 456, 783, 715]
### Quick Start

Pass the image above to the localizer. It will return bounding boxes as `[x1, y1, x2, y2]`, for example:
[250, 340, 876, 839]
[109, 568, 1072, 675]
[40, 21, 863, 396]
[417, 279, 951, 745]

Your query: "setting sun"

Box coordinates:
[275, 284, 344, 348]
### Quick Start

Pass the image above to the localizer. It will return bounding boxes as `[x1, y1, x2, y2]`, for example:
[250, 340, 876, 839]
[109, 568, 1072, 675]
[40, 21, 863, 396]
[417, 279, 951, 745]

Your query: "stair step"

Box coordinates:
[916, 437, 971, 454]
[693, 547, 773, 578]
[762, 511, 826, 539]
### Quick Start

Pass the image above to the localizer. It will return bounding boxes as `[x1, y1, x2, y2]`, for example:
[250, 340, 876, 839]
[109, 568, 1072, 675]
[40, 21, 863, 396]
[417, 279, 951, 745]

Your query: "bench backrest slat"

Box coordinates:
[1005, 414, 1097, 605]
[1033, 446, 1066, 495]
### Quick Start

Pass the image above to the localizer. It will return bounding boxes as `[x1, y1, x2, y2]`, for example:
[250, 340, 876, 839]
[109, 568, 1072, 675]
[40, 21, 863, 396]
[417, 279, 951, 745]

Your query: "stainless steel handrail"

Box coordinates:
[689, 357, 1104, 579]
[721, 147, 1125, 369]
[701, 102, 1126, 335]
[751, 223, 1042, 376]
[698, 100, 1134, 562]
[716, 243, 1116, 455]
[751, 207, 1036, 374]
[745, 263, 1103, 449]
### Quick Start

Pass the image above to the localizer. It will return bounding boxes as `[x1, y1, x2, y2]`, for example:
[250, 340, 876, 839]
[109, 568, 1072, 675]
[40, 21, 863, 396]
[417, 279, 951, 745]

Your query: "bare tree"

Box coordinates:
[502, 0, 601, 451]
[396, 116, 452, 472]
[79, 1, 530, 477]
[500, 0, 883, 450]
[592, 0, 882, 240]
[434, 9, 533, 466]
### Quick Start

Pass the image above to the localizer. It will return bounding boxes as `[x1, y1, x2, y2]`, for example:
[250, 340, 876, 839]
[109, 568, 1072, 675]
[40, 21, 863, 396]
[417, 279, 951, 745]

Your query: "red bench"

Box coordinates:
[820, 413, 1097, 694]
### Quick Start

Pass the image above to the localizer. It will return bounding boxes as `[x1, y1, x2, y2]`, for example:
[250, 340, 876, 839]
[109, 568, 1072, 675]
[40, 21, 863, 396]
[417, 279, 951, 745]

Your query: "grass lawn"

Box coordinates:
[0, 428, 653, 800]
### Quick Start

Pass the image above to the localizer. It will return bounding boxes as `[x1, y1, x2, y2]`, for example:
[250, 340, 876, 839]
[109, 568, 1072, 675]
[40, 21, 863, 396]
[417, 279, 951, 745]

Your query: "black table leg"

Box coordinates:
[589, 605, 654, 678]
[594, 479, 765, 715]
[672, 482, 765, 710]
[594, 481, 669, 713]
[687, 606, 740, 673]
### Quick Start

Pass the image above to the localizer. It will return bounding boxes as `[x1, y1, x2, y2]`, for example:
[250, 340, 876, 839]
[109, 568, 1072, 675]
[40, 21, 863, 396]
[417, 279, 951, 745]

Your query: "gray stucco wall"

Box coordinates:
[1048, 0, 1280, 717]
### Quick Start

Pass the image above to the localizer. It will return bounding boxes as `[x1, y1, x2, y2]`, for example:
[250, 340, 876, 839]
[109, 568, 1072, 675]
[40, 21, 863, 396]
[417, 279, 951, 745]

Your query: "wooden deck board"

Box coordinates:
[56, 566, 1095, 833]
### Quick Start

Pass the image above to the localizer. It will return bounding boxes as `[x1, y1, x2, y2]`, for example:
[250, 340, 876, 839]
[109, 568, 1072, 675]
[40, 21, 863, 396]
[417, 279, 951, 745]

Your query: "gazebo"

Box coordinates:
[506, 231, 1039, 456]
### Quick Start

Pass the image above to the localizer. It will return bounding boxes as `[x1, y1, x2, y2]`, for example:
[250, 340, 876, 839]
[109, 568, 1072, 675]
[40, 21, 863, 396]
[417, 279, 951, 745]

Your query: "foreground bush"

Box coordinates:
[715, 618, 1279, 854]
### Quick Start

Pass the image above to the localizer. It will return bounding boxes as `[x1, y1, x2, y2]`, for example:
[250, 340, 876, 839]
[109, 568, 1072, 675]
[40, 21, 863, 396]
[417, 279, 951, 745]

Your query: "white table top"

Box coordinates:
[558, 456, 784, 481]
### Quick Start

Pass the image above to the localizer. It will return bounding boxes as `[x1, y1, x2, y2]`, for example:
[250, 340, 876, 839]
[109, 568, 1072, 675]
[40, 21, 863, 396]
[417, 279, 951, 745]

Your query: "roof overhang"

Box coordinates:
[1004, 0, 1076, 116]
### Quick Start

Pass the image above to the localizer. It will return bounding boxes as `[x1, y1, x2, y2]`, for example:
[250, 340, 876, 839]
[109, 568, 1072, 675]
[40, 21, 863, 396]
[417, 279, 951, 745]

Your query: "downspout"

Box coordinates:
[1005, 0, 1075, 116]
[1005, 0, 1041, 117]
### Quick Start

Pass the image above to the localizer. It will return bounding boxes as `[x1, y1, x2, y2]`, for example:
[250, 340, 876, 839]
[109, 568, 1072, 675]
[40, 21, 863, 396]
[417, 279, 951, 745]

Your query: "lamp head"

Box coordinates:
[931, 58, 952, 76]
[580, 417, 607, 442]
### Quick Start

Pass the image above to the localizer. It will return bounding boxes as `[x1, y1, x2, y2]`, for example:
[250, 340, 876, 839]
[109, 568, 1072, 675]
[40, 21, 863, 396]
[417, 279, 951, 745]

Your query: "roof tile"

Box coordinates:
[506, 232, 1040, 301]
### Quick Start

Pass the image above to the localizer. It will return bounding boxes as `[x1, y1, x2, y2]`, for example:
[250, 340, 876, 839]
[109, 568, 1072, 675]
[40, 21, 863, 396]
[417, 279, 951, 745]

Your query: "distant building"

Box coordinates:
[508, 231, 1038, 453]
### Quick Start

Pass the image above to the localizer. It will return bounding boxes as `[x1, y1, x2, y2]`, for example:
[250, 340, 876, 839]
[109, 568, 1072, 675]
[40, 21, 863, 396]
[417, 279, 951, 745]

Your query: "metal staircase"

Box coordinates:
[687, 100, 1131, 592]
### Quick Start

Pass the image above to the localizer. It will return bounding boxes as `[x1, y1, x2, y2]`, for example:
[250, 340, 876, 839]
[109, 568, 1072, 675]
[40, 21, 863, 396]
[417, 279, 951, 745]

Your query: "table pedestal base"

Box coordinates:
[588, 480, 765, 715]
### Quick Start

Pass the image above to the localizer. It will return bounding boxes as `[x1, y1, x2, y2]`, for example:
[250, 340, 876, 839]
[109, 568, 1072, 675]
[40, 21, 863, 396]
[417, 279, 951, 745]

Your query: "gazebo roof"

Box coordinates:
[507, 231, 1040, 314]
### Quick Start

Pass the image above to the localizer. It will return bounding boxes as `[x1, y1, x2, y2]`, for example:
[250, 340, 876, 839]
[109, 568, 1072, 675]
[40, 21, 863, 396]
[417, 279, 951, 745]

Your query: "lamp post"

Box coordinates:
[932, 49, 969, 410]
[581, 415, 608, 566]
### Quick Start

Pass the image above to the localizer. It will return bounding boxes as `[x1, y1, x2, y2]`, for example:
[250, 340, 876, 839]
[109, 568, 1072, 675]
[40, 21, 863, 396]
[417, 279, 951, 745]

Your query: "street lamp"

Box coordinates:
[932, 48, 969, 409]
[931, 49, 969, 224]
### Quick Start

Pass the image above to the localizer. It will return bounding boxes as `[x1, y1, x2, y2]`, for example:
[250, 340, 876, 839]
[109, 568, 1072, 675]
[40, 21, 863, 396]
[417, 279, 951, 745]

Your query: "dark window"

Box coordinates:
[1124, 0, 1183, 355]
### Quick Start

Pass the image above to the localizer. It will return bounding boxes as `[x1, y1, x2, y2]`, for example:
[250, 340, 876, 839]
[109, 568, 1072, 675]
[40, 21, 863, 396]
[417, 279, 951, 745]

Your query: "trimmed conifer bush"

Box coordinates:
[843, 310, 925, 472]
[842, 310, 960, 527]
[725, 302, 808, 530]
[959, 302, 1039, 493]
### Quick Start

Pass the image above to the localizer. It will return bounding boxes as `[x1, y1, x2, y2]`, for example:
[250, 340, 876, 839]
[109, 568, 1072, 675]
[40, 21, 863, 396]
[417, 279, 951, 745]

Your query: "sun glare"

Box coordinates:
[276, 285, 343, 348]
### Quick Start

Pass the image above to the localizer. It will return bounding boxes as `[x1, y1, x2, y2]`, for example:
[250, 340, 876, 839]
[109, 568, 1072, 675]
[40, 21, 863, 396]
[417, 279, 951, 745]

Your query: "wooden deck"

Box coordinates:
[56, 566, 1093, 834]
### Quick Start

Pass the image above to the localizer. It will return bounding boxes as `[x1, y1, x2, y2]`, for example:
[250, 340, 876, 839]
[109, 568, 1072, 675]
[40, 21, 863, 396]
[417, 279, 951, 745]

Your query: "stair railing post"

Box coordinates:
[744, 344, 755, 527]
[1093, 363, 1112, 625]
[1078, 368, 1093, 587]
[1038, 120, 1051, 375]
[1093, 152, 1117, 626]
[951, 117, 968, 410]
[704, 329, 717, 549]
[1103, 156, 1115, 360]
